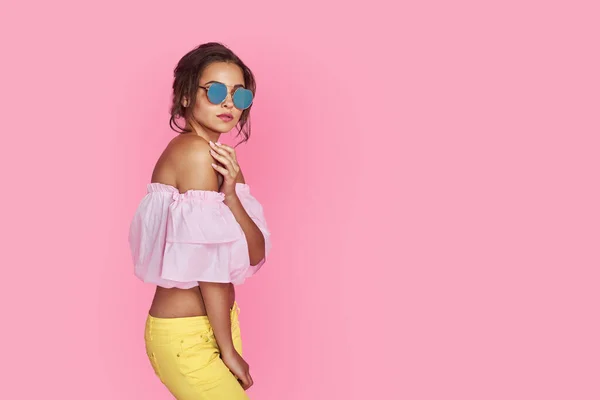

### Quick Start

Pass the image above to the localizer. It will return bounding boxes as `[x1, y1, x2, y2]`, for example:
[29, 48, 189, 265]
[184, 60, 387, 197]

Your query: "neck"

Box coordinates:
[184, 119, 221, 143]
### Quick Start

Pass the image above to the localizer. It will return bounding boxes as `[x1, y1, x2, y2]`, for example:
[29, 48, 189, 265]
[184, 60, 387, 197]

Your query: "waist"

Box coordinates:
[145, 302, 240, 335]
[148, 284, 236, 318]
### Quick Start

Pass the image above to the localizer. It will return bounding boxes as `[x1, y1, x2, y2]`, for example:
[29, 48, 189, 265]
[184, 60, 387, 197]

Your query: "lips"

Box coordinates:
[217, 113, 233, 122]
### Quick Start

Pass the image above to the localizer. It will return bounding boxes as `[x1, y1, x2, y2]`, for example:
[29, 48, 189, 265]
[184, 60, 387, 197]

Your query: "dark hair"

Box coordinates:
[169, 42, 256, 145]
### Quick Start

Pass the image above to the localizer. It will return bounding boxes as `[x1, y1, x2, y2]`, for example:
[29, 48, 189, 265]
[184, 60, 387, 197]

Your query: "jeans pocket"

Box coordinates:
[145, 346, 163, 381]
[176, 331, 219, 377]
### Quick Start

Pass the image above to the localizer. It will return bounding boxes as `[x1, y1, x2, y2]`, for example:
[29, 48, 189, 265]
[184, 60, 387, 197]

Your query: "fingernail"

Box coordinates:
[216, 142, 221, 146]
[209, 141, 214, 146]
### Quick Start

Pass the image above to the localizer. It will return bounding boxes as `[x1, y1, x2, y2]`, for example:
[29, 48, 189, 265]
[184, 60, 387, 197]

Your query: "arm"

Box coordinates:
[174, 138, 236, 356]
[197, 282, 236, 356]
[224, 186, 266, 266]
[210, 143, 266, 266]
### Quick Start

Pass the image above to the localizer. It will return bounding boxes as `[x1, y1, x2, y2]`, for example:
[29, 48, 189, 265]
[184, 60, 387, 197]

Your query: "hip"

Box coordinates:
[144, 303, 245, 398]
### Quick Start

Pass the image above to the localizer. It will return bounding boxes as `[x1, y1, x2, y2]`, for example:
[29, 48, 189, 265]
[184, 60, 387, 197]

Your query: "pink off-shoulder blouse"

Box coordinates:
[128, 182, 271, 289]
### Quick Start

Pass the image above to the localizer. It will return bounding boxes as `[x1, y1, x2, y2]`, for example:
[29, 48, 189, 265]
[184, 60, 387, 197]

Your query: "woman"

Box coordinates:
[128, 42, 272, 399]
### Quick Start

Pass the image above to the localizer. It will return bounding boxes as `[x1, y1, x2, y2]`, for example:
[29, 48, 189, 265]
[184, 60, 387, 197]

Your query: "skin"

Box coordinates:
[148, 61, 265, 390]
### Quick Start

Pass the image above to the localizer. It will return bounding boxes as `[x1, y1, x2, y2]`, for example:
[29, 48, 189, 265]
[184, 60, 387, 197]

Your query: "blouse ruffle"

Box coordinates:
[128, 183, 271, 288]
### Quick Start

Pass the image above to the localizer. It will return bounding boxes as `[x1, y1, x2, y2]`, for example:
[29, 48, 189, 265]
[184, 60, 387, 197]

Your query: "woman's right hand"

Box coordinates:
[209, 141, 240, 201]
[221, 349, 253, 390]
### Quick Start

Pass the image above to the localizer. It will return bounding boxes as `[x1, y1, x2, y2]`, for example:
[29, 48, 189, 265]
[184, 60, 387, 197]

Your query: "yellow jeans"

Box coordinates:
[144, 303, 249, 399]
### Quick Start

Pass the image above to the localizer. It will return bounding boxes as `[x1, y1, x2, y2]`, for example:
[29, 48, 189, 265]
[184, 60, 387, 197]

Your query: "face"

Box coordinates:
[187, 61, 248, 134]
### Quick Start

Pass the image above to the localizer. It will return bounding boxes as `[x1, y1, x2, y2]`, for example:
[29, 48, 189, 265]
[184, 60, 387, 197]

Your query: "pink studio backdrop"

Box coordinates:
[1, 1, 599, 399]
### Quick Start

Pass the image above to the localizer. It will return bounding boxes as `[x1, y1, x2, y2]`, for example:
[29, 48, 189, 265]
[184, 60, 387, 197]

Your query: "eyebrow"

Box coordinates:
[203, 80, 246, 88]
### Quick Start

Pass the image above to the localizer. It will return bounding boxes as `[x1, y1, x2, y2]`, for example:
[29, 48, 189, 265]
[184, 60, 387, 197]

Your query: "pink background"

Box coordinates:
[2, 0, 599, 399]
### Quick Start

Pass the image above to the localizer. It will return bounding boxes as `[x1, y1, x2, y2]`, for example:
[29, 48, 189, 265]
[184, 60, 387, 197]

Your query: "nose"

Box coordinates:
[222, 91, 234, 109]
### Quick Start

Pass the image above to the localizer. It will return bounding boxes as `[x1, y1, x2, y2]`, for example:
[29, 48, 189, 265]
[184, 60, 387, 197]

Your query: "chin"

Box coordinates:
[214, 119, 239, 132]
[207, 123, 234, 134]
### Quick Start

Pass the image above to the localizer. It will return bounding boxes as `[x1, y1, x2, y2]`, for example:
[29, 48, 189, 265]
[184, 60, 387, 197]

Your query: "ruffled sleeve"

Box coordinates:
[129, 183, 269, 288]
[161, 189, 252, 285]
[235, 183, 272, 274]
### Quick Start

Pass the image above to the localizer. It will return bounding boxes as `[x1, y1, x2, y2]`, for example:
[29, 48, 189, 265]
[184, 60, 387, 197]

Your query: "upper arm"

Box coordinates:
[173, 138, 219, 193]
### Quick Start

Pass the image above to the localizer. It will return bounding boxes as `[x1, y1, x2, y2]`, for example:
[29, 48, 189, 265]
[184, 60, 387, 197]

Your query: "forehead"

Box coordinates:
[199, 62, 245, 86]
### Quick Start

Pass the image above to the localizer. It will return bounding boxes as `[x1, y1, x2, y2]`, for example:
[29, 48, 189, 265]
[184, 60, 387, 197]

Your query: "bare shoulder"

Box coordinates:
[160, 134, 218, 192]
[167, 134, 211, 164]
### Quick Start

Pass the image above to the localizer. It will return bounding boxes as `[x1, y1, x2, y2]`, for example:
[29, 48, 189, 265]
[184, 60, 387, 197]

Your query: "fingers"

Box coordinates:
[209, 141, 237, 162]
[209, 143, 239, 172]
[210, 151, 239, 180]
[210, 141, 238, 163]
[209, 149, 233, 167]
[240, 372, 253, 390]
[211, 162, 230, 177]
[238, 373, 251, 390]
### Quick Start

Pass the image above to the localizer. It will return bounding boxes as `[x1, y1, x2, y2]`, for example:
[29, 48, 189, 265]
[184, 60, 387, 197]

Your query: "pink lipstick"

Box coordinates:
[217, 113, 233, 122]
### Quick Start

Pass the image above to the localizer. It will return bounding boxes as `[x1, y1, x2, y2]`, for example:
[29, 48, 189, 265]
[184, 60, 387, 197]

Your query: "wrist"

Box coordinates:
[223, 192, 240, 206]
[219, 344, 237, 358]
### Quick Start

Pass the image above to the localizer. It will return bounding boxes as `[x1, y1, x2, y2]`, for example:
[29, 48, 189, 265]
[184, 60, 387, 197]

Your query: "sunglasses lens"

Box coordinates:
[233, 88, 253, 110]
[206, 82, 227, 104]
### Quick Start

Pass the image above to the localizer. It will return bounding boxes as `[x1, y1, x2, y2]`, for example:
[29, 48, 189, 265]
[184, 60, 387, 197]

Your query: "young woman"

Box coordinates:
[128, 42, 272, 399]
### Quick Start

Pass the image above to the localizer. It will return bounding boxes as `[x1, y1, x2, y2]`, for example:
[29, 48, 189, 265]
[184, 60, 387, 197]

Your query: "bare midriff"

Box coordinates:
[148, 284, 236, 318]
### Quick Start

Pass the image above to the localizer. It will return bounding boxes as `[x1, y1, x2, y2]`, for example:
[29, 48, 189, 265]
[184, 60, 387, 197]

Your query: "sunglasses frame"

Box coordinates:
[198, 81, 254, 110]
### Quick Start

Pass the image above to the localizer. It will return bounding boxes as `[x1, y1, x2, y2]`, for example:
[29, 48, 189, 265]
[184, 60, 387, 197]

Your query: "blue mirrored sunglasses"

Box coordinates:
[199, 82, 254, 110]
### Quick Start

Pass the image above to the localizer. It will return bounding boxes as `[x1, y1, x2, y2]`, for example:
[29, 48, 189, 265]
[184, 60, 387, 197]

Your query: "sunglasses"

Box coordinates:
[199, 82, 254, 110]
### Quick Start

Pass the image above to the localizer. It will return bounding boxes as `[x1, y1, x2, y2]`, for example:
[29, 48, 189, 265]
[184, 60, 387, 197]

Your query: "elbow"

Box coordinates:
[249, 245, 266, 266]
[250, 253, 265, 266]
[249, 233, 267, 266]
